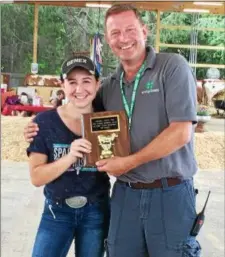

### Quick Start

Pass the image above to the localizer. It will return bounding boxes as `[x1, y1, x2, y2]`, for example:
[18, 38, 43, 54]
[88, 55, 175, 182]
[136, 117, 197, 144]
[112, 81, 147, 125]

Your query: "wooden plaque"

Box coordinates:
[81, 111, 130, 167]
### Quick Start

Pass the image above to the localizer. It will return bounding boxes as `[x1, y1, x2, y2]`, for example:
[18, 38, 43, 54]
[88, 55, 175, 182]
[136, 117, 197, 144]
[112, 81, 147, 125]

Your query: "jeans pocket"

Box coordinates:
[184, 181, 197, 216]
[44, 199, 70, 222]
[183, 237, 202, 257]
[43, 199, 58, 220]
[162, 181, 197, 250]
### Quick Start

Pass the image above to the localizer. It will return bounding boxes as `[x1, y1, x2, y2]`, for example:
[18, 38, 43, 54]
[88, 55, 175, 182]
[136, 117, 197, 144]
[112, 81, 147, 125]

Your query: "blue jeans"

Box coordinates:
[106, 179, 201, 257]
[32, 197, 110, 257]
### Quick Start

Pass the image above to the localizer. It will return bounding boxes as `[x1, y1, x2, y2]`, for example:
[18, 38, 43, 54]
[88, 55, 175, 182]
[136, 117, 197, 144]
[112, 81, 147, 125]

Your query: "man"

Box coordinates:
[24, 4, 201, 257]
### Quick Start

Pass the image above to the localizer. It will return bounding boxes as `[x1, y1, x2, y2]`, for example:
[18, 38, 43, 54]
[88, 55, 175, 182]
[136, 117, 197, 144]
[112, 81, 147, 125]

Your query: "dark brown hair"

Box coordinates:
[56, 89, 65, 96]
[105, 3, 143, 25]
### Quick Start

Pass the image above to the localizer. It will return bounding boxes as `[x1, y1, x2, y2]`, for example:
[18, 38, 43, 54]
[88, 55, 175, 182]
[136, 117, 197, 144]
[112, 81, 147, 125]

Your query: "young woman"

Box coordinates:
[27, 56, 110, 257]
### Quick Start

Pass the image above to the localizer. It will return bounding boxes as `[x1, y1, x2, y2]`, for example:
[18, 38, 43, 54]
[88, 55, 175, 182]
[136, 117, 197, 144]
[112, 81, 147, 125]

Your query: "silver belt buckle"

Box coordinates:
[65, 196, 87, 208]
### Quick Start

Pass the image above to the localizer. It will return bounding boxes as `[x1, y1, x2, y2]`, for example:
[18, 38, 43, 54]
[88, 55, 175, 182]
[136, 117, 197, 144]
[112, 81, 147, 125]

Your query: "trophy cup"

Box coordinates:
[81, 111, 130, 167]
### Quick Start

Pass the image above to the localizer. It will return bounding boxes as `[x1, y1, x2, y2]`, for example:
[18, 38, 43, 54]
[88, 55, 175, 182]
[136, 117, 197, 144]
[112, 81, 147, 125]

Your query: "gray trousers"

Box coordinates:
[106, 179, 201, 257]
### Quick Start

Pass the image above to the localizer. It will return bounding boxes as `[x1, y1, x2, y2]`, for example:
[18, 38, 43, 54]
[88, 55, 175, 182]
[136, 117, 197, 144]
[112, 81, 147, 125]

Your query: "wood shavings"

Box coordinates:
[1, 116, 224, 170]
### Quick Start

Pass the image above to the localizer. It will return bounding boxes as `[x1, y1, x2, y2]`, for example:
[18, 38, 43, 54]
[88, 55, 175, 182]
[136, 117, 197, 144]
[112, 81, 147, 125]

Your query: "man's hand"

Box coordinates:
[24, 121, 39, 143]
[96, 156, 134, 177]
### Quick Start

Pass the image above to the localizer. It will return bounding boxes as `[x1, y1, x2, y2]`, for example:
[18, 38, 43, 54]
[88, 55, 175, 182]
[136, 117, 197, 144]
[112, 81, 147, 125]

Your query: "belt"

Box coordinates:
[117, 178, 182, 189]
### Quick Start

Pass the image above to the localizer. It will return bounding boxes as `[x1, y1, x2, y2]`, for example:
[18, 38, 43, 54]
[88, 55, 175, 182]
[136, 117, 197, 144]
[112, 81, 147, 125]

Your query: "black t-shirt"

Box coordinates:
[93, 89, 105, 112]
[27, 109, 110, 203]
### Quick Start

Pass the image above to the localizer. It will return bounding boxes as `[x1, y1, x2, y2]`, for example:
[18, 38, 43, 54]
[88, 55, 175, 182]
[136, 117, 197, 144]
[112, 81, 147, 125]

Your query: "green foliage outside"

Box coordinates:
[1, 4, 224, 79]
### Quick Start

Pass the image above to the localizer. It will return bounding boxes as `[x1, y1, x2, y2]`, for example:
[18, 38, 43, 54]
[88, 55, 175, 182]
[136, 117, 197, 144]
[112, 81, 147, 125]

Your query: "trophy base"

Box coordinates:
[100, 153, 114, 159]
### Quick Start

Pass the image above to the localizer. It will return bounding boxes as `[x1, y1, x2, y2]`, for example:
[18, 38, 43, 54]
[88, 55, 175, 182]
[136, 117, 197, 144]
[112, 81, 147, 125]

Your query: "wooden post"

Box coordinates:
[155, 10, 161, 53]
[33, 3, 39, 63]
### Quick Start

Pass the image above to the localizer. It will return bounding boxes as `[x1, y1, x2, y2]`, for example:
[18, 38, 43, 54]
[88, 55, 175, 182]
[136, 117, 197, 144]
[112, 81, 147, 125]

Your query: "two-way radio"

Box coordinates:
[190, 191, 211, 237]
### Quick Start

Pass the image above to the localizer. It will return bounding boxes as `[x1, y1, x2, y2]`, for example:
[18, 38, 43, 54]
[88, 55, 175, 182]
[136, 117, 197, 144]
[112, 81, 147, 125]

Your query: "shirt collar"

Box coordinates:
[112, 46, 157, 80]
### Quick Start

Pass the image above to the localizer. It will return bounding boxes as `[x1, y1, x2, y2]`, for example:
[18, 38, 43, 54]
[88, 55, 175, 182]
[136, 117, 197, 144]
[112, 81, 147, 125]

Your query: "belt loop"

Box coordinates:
[161, 178, 168, 189]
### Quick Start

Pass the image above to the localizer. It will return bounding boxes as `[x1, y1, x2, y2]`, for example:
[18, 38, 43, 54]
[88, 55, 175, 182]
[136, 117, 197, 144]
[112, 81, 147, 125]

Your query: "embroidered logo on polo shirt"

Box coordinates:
[145, 81, 153, 90]
[142, 81, 159, 94]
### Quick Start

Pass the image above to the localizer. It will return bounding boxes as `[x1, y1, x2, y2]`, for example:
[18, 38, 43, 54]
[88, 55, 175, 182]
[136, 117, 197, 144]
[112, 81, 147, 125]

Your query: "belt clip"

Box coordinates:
[128, 182, 132, 188]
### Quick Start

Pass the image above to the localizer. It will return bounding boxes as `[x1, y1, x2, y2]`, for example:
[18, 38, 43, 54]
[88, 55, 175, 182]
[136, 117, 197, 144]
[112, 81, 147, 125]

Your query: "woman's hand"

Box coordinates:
[68, 139, 92, 162]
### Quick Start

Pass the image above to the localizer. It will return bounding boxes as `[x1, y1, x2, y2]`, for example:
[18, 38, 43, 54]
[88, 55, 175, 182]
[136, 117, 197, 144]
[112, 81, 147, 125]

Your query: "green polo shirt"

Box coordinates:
[97, 46, 197, 183]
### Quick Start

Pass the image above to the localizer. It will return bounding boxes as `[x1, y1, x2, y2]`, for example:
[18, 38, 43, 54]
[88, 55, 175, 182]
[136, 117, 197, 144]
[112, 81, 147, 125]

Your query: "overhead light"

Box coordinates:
[194, 2, 224, 6]
[0, 0, 14, 3]
[183, 8, 210, 13]
[86, 3, 112, 8]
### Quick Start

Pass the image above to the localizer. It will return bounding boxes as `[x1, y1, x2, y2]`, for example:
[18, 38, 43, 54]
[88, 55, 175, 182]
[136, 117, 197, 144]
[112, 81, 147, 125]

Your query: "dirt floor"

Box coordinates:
[1, 160, 224, 257]
[1, 115, 224, 170]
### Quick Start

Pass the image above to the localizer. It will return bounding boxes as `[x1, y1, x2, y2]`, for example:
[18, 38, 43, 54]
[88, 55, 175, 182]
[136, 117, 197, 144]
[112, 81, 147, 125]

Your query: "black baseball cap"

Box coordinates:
[61, 55, 99, 80]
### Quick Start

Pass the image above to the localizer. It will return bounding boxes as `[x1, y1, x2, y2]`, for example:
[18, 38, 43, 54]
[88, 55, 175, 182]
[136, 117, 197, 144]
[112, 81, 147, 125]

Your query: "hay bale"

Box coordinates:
[194, 132, 224, 170]
[1, 116, 30, 162]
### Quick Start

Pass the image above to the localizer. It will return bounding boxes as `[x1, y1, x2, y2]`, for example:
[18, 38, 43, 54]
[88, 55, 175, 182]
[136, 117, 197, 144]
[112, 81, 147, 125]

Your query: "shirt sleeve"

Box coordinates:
[26, 115, 49, 157]
[164, 54, 197, 124]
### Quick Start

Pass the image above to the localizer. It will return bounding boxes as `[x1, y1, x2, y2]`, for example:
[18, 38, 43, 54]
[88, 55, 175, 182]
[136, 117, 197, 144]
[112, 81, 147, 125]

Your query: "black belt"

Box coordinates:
[117, 178, 182, 189]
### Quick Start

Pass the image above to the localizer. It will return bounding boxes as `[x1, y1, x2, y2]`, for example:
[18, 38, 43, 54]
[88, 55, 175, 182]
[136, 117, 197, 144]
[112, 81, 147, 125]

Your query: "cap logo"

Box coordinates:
[66, 58, 87, 66]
